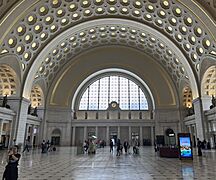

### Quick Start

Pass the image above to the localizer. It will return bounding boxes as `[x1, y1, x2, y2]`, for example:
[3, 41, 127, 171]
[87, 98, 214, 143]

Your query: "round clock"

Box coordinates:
[111, 102, 117, 108]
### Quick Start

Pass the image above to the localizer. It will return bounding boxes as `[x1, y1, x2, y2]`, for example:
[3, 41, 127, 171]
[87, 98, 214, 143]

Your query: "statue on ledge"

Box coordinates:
[186, 106, 194, 116]
[212, 95, 216, 107]
[28, 104, 31, 114]
[2, 95, 8, 107]
[210, 95, 216, 109]
[31, 107, 38, 117]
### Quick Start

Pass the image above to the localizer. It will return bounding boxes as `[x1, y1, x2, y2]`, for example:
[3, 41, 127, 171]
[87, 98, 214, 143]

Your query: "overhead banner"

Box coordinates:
[178, 133, 193, 160]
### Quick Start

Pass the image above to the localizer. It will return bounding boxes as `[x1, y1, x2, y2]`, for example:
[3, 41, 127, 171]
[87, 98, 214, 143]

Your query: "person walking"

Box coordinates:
[41, 140, 47, 153]
[116, 138, 121, 156]
[197, 138, 202, 156]
[22, 139, 30, 153]
[110, 139, 113, 153]
[123, 140, 129, 154]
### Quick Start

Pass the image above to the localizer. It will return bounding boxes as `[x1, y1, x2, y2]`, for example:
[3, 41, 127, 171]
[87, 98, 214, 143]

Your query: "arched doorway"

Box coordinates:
[51, 129, 61, 146]
[165, 128, 176, 146]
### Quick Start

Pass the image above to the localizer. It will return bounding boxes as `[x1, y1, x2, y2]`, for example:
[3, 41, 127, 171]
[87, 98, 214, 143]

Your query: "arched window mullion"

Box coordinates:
[87, 86, 90, 110]
[98, 79, 100, 111]
[118, 76, 120, 103]
[108, 76, 110, 105]
[128, 78, 130, 110]
[138, 86, 140, 110]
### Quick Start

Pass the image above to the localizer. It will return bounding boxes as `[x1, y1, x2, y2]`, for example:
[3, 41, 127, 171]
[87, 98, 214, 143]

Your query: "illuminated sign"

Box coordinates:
[178, 133, 193, 159]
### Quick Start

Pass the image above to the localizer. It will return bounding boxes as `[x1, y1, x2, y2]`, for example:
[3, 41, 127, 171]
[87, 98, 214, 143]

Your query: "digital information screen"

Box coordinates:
[178, 133, 193, 159]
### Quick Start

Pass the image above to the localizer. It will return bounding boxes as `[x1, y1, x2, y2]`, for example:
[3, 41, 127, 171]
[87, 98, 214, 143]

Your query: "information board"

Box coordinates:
[178, 133, 193, 159]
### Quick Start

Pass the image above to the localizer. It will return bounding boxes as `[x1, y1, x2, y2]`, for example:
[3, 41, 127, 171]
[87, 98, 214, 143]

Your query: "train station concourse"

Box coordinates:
[0, 0, 216, 179]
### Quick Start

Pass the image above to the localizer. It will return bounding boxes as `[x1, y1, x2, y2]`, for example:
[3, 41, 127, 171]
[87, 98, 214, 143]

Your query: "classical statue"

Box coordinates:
[31, 107, 38, 117]
[28, 104, 31, 114]
[2, 95, 8, 107]
[73, 111, 77, 119]
[211, 95, 216, 107]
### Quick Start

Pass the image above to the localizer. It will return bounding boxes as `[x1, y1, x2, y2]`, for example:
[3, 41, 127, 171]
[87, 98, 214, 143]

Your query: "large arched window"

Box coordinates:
[183, 86, 193, 108]
[201, 66, 216, 97]
[79, 75, 148, 110]
[0, 64, 17, 96]
[30, 85, 44, 107]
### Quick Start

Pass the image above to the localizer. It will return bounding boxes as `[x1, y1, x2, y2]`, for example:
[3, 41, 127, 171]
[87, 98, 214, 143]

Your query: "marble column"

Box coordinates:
[16, 98, 30, 145]
[9, 98, 30, 146]
[153, 110, 159, 135]
[42, 118, 47, 141]
[188, 125, 193, 146]
[72, 126, 76, 146]
[193, 98, 205, 140]
[34, 126, 40, 146]
[192, 125, 197, 147]
[129, 126, 131, 145]
[30, 125, 35, 147]
[0, 120, 3, 143]
[24, 124, 30, 142]
[37, 107, 45, 143]
[84, 126, 87, 141]
[5, 132, 9, 148]
[118, 126, 120, 139]
[140, 126, 143, 146]
[96, 126, 98, 138]
[106, 126, 109, 143]
[151, 126, 154, 146]
[209, 121, 214, 147]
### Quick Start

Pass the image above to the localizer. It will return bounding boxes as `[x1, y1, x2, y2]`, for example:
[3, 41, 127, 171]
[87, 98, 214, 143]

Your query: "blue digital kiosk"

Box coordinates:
[178, 133, 193, 160]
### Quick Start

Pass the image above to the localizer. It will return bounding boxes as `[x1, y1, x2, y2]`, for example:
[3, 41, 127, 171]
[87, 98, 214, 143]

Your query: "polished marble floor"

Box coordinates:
[0, 146, 216, 180]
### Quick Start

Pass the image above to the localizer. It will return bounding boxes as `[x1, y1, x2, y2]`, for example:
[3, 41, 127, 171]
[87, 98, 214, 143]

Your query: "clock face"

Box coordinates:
[111, 102, 117, 108]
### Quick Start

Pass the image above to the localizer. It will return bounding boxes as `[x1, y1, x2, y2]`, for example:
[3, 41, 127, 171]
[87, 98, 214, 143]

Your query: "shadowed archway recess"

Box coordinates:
[47, 45, 178, 108]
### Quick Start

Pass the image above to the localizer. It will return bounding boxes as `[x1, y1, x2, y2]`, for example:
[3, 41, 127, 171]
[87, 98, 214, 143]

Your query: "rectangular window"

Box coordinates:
[130, 81, 139, 110]
[99, 77, 109, 110]
[89, 81, 99, 110]
[119, 77, 128, 109]
[79, 90, 88, 110]
[109, 76, 119, 103]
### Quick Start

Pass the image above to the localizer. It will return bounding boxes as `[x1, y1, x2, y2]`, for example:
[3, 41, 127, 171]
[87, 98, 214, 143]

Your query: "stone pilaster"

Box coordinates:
[84, 126, 87, 141]
[193, 98, 205, 140]
[201, 95, 212, 111]
[129, 126, 131, 145]
[95, 126, 98, 139]
[37, 108, 45, 142]
[106, 126, 109, 143]
[30, 125, 35, 146]
[118, 126, 120, 139]
[209, 122, 214, 147]
[140, 126, 143, 145]
[5, 97, 29, 146]
[72, 126, 76, 146]
[151, 126, 154, 146]
[24, 123, 30, 142]
[34, 126, 40, 146]
[15, 98, 30, 145]
[0, 120, 3, 143]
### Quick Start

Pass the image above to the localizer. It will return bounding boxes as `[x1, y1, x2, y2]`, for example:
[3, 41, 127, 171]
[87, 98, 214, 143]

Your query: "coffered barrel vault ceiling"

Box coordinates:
[0, 0, 216, 99]
[34, 21, 189, 86]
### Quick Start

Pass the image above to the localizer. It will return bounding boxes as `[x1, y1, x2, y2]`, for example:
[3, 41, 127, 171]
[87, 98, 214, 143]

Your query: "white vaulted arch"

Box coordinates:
[22, 18, 199, 101]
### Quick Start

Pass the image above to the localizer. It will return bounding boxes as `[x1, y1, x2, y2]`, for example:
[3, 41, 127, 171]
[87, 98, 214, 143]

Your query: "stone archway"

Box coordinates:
[51, 128, 61, 146]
